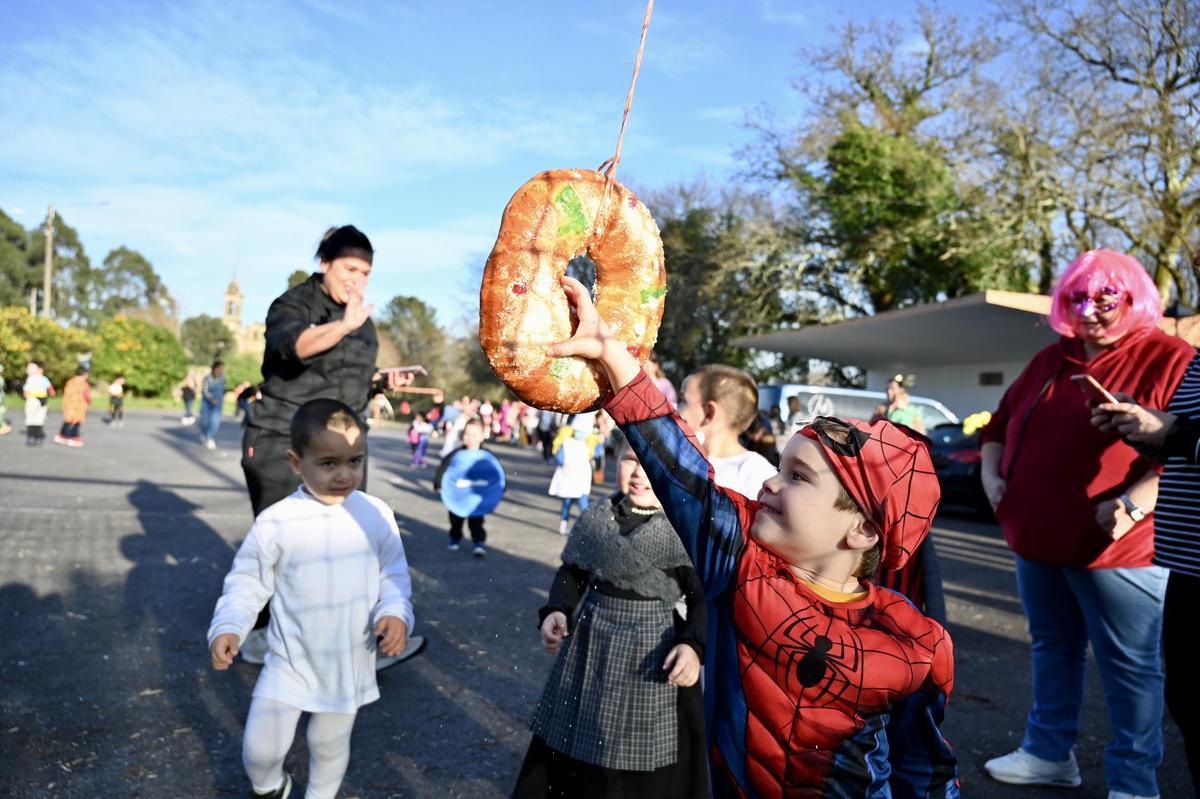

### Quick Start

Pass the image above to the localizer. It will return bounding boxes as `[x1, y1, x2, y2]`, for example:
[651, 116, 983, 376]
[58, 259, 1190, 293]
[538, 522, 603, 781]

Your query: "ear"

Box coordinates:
[844, 516, 879, 553]
[318, 260, 331, 275]
[703, 400, 720, 428]
[286, 449, 303, 476]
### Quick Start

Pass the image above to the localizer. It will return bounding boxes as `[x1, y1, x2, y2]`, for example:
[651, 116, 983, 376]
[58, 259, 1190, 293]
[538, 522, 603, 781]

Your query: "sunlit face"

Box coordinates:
[319, 256, 372, 305]
[750, 434, 869, 566]
[26, 362, 41, 377]
[1067, 285, 1128, 345]
[461, 423, 485, 449]
[886, 382, 900, 402]
[288, 425, 366, 505]
[677, 377, 709, 434]
[617, 448, 661, 509]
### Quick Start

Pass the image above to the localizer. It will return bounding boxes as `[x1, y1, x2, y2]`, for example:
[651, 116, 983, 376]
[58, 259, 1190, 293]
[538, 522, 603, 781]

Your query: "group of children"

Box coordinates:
[15, 360, 125, 447]
[203, 282, 958, 798]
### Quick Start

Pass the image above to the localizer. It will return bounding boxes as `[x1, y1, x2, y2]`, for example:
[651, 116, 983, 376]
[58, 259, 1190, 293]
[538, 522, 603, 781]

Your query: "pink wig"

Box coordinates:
[1048, 249, 1163, 338]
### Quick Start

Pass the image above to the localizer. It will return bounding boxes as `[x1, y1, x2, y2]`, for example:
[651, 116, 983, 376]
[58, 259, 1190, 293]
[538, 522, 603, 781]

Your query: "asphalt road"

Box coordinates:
[0, 410, 1189, 797]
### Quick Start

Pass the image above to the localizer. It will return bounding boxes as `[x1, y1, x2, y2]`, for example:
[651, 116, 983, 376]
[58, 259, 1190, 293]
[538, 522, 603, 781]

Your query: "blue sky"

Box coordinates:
[1, 0, 985, 333]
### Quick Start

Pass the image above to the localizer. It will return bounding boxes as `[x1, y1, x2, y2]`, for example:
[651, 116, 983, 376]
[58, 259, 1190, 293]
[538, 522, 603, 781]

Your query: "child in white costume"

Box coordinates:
[208, 398, 414, 799]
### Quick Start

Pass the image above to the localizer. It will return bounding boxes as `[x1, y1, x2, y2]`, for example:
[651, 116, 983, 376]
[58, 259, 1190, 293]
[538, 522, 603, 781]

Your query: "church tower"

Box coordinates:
[223, 278, 243, 332]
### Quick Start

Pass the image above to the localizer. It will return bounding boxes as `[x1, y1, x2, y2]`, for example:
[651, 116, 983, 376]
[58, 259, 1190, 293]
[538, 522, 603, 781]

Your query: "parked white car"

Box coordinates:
[757, 384, 959, 432]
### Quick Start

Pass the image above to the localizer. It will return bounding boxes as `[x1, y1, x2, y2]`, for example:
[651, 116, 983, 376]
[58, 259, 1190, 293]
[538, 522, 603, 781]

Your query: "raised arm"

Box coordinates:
[548, 277, 755, 596]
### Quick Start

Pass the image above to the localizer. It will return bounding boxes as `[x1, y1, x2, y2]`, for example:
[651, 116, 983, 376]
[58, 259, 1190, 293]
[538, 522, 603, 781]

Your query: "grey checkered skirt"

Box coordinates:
[529, 591, 679, 771]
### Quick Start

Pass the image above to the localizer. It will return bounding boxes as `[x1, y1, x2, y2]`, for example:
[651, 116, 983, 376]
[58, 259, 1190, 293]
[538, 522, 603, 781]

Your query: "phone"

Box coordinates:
[1070, 373, 1118, 405]
[378, 365, 428, 377]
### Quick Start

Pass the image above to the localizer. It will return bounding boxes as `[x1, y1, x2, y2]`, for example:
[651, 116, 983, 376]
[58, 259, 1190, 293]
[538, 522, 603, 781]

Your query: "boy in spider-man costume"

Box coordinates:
[548, 277, 958, 798]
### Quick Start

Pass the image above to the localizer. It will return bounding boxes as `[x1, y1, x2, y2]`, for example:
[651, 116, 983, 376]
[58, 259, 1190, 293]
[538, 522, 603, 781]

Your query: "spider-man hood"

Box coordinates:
[800, 416, 941, 571]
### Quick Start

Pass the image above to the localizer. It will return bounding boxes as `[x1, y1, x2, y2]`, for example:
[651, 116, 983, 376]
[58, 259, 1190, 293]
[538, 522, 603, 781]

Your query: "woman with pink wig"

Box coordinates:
[978, 250, 1193, 798]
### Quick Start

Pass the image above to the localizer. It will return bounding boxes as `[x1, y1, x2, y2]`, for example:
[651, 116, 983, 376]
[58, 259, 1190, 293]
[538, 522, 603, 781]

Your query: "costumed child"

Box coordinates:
[409, 411, 433, 466]
[548, 413, 603, 535]
[676, 364, 778, 499]
[22, 361, 53, 445]
[513, 436, 708, 799]
[548, 276, 959, 798]
[106, 374, 126, 427]
[433, 417, 505, 557]
[54, 365, 91, 447]
[207, 398, 414, 799]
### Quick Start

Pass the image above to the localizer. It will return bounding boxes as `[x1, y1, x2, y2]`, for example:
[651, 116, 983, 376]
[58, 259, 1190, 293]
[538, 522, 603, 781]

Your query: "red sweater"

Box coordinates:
[980, 328, 1193, 568]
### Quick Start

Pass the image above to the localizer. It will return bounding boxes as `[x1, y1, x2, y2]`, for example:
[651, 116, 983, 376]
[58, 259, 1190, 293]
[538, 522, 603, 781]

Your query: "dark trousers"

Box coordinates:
[241, 425, 371, 628]
[538, 428, 555, 461]
[1164, 569, 1200, 794]
[448, 512, 485, 544]
[59, 421, 81, 438]
[26, 424, 44, 444]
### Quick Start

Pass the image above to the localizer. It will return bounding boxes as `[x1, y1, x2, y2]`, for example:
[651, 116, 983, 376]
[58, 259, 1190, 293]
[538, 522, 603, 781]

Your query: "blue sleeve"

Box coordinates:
[886, 688, 960, 798]
[619, 413, 750, 598]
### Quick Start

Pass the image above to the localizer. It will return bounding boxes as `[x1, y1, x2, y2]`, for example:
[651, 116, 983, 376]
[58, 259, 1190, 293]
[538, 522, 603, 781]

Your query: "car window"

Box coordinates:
[914, 402, 956, 428]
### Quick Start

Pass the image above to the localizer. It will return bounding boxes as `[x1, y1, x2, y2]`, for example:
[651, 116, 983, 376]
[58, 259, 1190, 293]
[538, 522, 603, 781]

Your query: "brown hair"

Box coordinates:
[689, 365, 760, 434]
[290, 398, 365, 455]
[857, 541, 883, 580]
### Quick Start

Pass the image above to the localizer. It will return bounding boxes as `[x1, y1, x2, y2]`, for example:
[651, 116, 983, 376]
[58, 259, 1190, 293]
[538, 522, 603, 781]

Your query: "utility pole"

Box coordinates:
[42, 204, 55, 318]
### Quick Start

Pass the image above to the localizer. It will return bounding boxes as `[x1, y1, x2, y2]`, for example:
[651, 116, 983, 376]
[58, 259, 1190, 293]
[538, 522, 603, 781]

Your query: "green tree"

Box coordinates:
[181, 314, 235, 361]
[287, 270, 310, 290]
[646, 186, 815, 384]
[96, 247, 177, 322]
[379, 296, 443, 368]
[747, 8, 1030, 315]
[221, 353, 263, 387]
[92, 317, 187, 396]
[0, 210, 34, 309]
[0, 307, 94, 387]
[25, 213, 97, 328]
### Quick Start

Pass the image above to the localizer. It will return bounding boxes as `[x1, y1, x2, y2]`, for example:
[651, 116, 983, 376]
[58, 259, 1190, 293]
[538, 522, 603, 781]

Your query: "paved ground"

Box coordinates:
[0, 410, 1189, 797]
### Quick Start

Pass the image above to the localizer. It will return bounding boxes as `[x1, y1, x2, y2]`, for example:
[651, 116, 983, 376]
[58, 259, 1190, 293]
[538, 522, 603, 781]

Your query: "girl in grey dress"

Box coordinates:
[513, 441, 708, 799]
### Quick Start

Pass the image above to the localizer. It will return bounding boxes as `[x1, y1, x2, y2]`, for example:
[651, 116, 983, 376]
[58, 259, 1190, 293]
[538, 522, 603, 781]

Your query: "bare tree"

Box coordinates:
[1001, 0, 1200, 302]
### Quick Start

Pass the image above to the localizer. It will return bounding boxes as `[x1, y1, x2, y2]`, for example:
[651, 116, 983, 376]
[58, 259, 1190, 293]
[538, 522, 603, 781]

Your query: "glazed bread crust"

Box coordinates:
[479, 168, 666, 412]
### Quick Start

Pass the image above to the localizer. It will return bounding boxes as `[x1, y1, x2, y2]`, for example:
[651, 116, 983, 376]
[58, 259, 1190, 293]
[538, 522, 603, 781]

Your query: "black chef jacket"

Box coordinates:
[247, 273, 379, 437]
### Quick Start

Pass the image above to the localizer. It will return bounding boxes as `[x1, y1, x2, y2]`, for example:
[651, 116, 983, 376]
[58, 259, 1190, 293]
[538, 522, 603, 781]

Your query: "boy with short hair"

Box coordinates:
[208, 398, 414, 799]
[549, 277, 958, 798]
[677, 364, 778, 499]
[434, 417, 503, 557]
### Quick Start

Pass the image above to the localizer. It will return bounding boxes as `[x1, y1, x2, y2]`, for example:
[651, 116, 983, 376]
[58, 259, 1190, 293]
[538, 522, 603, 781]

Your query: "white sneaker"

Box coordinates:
[1108, 792, 1159, 799]
[447, 542, 460, 551]
[240, 628, 268, 665]
[984, 748, 1081, 788]
[473, 545, 486, 558]
[559, 520, 570, 535]
[204, 438, 216, 450]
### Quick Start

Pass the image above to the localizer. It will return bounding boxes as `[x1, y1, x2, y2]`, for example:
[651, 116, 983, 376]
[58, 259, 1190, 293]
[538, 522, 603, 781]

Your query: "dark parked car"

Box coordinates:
[928, 423, 991, 517]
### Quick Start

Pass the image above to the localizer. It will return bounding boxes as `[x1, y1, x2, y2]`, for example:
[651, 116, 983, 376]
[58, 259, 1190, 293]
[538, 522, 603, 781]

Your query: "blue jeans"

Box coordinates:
[1014, 554, 1167, 796]
[199, 400, 221, 441]
[560, 495, 589, 521]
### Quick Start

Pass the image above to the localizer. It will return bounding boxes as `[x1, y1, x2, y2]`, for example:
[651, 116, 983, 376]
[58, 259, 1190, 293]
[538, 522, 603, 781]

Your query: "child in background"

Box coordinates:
[106, 374, 126, 427]
[513, 438, 708, 798]
[180, 374, 197, 425]
[676, 364, 778, 499]
[548, 413, 602, 535]
[0, 364, 9, 436]
[208, 398, 414, 799]
[22, 361, 53, 445]
[55, 366, 91, 447]
[409, 412, 433, 467]
[547, 276, 958, 797]
[200, 361, 226, 450]
[434, 418, 500, 557]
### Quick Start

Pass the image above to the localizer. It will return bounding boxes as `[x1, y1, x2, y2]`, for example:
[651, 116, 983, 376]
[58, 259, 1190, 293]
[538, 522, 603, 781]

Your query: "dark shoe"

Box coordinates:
[249, 772, 292, 798]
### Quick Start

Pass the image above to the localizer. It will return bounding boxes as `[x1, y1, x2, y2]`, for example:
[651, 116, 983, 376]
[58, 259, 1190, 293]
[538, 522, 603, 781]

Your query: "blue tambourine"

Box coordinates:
[440, 449, 507, 517]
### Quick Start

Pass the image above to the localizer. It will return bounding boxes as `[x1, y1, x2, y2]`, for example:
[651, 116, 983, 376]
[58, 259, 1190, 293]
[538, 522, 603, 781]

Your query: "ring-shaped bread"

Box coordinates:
[479, 168, 667, 412]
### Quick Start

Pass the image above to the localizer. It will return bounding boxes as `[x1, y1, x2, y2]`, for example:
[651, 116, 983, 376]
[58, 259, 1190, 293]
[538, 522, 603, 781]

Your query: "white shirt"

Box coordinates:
[207, 489, 415, 714]
[710, 450, 777, 500]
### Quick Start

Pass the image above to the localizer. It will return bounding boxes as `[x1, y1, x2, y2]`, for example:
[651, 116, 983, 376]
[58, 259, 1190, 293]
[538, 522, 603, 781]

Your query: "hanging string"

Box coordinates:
[595, 0, 654, 231]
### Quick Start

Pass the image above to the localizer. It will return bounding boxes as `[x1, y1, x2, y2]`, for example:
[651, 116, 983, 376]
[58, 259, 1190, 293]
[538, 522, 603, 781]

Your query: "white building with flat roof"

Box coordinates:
[733, 291, 1058, 418]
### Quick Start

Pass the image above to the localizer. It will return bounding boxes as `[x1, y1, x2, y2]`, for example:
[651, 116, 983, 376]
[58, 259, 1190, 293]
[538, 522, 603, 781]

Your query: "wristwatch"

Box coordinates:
[1118, 494, 1147, 522]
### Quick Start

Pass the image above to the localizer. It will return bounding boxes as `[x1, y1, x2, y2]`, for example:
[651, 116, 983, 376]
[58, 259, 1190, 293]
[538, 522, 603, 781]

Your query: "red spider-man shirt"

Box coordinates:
[606, 371, 959, 799]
